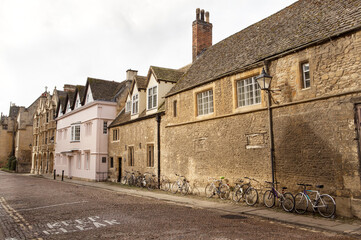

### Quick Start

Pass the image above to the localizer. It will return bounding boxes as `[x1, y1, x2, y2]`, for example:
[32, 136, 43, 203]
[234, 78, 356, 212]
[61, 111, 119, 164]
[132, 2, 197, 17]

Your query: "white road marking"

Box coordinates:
[42, 216, 120, 235]
[16, 201, 88, 212]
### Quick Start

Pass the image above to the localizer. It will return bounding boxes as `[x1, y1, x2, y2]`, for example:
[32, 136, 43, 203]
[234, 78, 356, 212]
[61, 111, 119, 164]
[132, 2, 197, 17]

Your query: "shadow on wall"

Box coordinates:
[275, 114, 345, 196]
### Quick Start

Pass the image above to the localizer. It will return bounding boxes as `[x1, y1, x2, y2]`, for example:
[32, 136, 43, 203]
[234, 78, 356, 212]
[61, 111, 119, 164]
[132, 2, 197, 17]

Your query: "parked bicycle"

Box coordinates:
[205, 177, 230, 200]
[145, 172, 158, 190]
[294, 183, 336, 218]
[121, 170, 132, 185]
[160, 175, 171, 191]
[263, 181, 294, 212]
[231, 177, 258, 206]
[172, 174, 190, 195]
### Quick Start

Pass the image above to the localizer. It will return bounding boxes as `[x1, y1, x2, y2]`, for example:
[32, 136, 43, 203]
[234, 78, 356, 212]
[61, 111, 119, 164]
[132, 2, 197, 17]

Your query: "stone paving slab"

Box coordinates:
[30, 174, 361, 237]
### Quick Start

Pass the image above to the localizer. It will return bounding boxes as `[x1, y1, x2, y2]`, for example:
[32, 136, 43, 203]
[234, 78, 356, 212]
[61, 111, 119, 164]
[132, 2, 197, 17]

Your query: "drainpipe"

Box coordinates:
[156, 114, 161, 189]
[264, 62, 275, 184]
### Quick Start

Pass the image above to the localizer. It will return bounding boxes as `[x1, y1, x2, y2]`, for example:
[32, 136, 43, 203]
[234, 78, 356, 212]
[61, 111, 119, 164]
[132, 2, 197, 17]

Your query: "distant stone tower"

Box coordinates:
[192, 8, 213, 62]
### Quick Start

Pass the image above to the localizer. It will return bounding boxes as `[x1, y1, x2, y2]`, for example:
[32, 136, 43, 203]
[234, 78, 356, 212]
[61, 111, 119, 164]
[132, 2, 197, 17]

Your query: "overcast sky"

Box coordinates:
[0, 0, 297, 115]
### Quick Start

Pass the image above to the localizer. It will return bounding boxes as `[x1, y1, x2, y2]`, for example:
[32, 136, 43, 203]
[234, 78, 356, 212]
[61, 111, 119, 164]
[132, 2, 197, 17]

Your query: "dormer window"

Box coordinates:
[58, 105, 63, 117]
[86, 87, 93, 104]
[75, 96, 80, 109]
[126, 100, 131, 113]
[147, 86, 157, 110]
[132, 94, 139, 115]
[66, 102, 71, 113]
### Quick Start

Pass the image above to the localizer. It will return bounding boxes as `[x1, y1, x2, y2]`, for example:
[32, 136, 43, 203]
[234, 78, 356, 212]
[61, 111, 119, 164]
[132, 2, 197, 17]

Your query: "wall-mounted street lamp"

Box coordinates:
[255, 68, 275, 184]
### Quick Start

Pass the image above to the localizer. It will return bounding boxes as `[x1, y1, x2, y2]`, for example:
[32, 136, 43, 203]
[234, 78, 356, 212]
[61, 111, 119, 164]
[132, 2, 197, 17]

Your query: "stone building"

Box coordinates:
[54, 77, 130, 181]
[108, 67, 186, 182]
[0, 105, 20, 168]
[31, 87, 70, 174]
[162, 0, 361, 218]
[11, 98, 41, 173]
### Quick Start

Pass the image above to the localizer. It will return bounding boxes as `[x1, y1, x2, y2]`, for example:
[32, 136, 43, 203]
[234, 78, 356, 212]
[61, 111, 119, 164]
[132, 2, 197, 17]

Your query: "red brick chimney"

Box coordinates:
[192, 8, 212, 62]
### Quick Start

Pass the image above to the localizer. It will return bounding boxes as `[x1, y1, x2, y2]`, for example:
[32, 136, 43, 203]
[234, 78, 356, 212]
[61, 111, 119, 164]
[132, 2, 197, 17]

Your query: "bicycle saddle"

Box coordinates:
[282, 187, 287, 189]
[316, 185, 324, 188]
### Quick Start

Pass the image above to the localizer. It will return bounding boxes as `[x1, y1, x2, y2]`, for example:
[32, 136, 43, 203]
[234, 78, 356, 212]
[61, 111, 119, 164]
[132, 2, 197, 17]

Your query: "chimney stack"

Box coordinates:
[126, 69, 138, 81]
[192, 8, 212, 62]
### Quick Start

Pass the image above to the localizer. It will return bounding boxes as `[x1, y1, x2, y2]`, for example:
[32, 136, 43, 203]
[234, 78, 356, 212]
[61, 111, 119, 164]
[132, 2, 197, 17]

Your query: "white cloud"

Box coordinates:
[0, 0, 297, 115]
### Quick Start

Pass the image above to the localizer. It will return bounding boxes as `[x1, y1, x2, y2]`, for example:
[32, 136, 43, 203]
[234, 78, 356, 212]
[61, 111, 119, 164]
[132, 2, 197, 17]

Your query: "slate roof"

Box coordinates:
[84, 77, 129, 103]
[135, 76, 148, 90]
[167, 0, 361, 96]
[130, 75, 147, 94]
[76, 85, 86, 100]
[150, 66, 185, 83]
[109, 104, 165, 128]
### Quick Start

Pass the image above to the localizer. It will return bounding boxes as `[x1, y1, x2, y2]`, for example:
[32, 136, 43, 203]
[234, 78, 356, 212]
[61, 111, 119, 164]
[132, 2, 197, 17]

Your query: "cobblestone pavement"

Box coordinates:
[0, 171, 357, 240]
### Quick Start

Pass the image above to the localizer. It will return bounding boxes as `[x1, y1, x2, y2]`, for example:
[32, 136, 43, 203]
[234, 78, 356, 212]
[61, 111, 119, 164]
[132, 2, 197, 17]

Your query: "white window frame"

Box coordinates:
[75, 95, 80, 109]
[86, 87, 93, 104]
[58, 105, 63, 117]
[71, 124, 80, 142]
[126, 101, 131, 113]
[197, 89, 214, 116]
[103, 121, 108, 134]
[112, 128, 119, 141]
[66, 102, 71, 113]
[131, 94, 139, 115]
[302, 62, 310, 89]
[236, 76, 261, 107]
[147, 86, 158, 110]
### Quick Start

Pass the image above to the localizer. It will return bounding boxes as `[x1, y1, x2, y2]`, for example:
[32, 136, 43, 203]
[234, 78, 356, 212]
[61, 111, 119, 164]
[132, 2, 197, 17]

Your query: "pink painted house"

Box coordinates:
[54, 77, 130, 181]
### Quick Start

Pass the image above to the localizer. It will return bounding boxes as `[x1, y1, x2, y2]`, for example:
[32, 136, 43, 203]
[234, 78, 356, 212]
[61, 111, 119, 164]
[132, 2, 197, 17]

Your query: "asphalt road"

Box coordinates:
[0, 171, 355, 240]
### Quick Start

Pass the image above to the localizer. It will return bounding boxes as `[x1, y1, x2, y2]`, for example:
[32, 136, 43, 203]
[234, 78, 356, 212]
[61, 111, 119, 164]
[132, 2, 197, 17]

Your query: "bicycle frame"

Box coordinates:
[303, 189, 322, 209]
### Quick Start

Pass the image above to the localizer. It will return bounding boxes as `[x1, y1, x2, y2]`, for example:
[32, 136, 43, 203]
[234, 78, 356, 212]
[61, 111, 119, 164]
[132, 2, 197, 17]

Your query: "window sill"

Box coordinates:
[70, 140, 80, 143]
[234, 103, 262, 114]
[196, 112, 215, 120]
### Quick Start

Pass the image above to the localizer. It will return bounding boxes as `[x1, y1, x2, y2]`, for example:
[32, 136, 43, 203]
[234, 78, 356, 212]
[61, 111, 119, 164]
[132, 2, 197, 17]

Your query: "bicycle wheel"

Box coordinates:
[171, 182, 179, 194]
[181, 182, 190, 195]
[146, 177, 155, 190]
[128, 176, 135, 186]
[219, 184, 230, 200]
[232, 186, 243, 202]
[281, 192, 295, 212]
[160, 179, 170, 191]
[245, 187, 258, 206]
[294, 192, 308, 214]
[317, 194, 336, 218]
[263, 190, 275, 208]
[191, 186, 201, 196]
[205, 183, 215, 198]
[121, 176, 127, 185]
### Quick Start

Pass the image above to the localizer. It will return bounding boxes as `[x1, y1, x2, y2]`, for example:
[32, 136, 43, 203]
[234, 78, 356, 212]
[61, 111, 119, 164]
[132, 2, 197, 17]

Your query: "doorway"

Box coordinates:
[118, 157, 122, 182]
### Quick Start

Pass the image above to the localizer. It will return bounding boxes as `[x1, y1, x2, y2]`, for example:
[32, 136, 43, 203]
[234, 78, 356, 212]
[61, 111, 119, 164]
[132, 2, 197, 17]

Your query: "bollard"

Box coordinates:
[62, 170, 64, 181]
[54, 169, 56, 180]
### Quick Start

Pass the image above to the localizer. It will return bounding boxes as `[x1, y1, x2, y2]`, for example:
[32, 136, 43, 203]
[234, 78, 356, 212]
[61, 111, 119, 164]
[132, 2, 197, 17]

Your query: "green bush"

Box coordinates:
[7, 156, 17, 171]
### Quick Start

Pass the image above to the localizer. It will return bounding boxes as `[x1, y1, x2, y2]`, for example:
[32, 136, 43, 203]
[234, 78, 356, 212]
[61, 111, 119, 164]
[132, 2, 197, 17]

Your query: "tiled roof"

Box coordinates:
[135, 75, 148, 90]
[167, 0, 361, 96]
[76, 85, 86, 100]
[109, 106, 165, 128]
[150, 66, 185, 83]
[85, 78, 129, 102]
[67, 90, 77, 107]
[129, 75, 147, 94]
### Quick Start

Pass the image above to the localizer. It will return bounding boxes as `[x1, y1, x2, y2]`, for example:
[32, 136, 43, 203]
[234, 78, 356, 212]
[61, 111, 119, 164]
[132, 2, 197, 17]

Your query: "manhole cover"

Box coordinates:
[221, 214, 247, 219]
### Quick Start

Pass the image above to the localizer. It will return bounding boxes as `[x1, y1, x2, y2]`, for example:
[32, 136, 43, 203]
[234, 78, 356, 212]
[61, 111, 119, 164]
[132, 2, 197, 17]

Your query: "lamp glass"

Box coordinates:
[256, 68, 272, 90]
